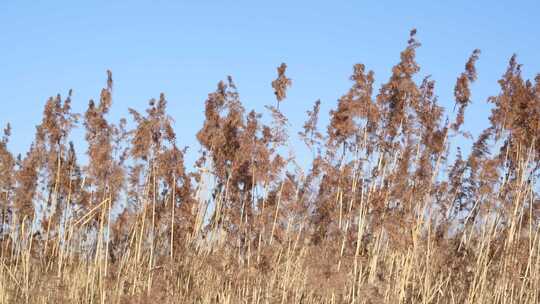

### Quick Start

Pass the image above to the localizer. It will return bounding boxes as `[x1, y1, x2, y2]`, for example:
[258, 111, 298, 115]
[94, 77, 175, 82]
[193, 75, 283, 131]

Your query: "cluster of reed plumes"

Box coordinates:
[1, 30, 539, 304]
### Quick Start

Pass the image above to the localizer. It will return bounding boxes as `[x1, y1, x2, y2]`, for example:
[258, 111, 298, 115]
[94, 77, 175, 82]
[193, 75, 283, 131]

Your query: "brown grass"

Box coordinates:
[1, 29, 540, 303]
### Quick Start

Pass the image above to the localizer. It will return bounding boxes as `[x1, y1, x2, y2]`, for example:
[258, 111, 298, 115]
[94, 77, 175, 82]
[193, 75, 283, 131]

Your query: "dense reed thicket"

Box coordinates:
[1, 30, 539, 303]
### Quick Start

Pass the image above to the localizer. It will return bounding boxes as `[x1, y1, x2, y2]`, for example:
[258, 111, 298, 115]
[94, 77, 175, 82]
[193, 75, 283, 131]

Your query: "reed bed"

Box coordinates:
[0, 30, 539, 303]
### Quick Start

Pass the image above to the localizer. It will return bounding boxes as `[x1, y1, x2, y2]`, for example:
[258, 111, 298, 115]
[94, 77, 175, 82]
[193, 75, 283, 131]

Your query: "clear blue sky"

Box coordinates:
[1, 1, 539, 167]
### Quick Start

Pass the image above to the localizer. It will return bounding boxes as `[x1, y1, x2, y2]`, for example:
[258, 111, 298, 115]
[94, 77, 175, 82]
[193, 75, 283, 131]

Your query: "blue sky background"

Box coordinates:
[1, 1, 539, 168]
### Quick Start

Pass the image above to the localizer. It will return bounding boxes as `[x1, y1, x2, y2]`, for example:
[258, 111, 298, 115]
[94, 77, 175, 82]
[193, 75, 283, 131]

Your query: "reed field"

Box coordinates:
[0, 30, 539, 303]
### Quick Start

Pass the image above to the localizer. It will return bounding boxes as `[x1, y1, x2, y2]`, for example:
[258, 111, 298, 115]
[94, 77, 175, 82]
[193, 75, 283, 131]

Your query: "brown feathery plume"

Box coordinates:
[84, 71, 126, 223]
[468, 55, 540, 227]
[81, 71, 128, 269]
[158, 144, 195, 242]
[445, 147, 467, 219]
[129, 93, 194, 238]
[376, 29, 421, 141]
[13, 144, 41, 224]
[328, 63, 377, 154]
[299, 100, 323, 152]
[416, 77, 445, 151]
[310, 63, 377, 245]
[356, 30, 456, 252]
[0, 124, 15, 235]
[452, 49, 481, 131]
[197, 75, 291, 247]
[488, 55, 540, 172]
[271, 63, 292, 109]
[264, 104, 289, 147]
[197, 77, 241, 238]
[64, 141, 85, 208]
[253, 112, 289, 238]
[197, 77, 244, 183]
[26, 91, 79, 234]
[413, 76, 447, 187]
[197, 77, 255, 232]
[450, 127, 494, 224]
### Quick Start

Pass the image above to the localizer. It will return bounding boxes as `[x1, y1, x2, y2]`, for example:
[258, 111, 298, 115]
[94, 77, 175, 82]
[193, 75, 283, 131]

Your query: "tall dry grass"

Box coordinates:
[1, 29, 539, 303]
